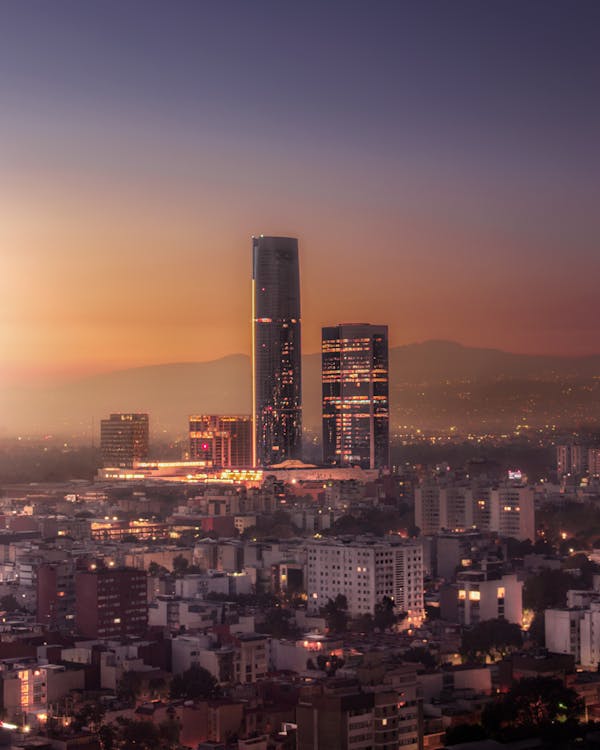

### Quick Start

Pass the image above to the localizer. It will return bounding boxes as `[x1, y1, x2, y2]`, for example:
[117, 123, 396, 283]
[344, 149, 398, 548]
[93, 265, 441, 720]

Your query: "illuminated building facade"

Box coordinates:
[322, 324, 389, 470]
[100, 413, 149, 468]
[189, 415, 253, 468]
[457, 567, 523, 626]
[306, 538, 424, 622]
[252, 236, 302, 466]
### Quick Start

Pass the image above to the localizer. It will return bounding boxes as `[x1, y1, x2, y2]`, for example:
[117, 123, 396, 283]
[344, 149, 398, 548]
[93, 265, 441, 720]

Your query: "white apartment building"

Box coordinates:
[579, 602, 600, 670]
[490, 484, 535, 541]
[589, 448, 600, 477]
[148, 596, 218, 631]
[416, 479, 492, 535]
[171, 632, 268, 685]
[415, 480, 440, 536]
[439, 486, 472, 532]
[457, 568, 523, 626]
[306, 539, 424, 624]
[174, 571, 252, 599]
[469, 485, 492, 532]
[545, 608, 585, 663]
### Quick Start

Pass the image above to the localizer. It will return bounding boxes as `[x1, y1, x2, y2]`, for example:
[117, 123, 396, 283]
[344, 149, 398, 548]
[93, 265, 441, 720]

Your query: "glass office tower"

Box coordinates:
[100, 413, 149, 468]
[322, 324, 389, 469]
[189, 415, 253, 468]
[252, 236, 302, 466]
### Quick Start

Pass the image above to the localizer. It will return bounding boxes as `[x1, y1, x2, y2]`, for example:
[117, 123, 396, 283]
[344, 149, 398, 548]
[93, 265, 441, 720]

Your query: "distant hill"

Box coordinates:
[388, 340, 600, 381]
[2, 341, 600, 438]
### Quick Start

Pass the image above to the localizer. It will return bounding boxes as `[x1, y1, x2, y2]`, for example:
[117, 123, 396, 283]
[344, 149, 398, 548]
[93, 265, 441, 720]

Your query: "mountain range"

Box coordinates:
[2, 340, 600, 438]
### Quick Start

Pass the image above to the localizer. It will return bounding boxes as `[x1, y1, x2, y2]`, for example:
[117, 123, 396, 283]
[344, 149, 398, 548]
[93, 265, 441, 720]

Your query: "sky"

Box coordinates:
[1, 0, 599, 386]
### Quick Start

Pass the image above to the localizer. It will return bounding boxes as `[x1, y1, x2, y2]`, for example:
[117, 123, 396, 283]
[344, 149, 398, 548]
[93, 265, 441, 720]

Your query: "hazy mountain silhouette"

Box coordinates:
[2, 341, 600, 438]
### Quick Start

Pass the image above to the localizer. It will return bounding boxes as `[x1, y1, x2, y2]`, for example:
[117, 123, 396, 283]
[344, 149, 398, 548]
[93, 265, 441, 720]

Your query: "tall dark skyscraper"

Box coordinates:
[322, 324, 389, 470]
[252, 236, 302, 467]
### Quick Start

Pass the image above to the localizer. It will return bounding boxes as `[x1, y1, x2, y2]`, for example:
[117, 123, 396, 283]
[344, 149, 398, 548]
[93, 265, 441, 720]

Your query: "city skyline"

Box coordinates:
[2, 1, 600, 389]
[1, 5, 600, 746]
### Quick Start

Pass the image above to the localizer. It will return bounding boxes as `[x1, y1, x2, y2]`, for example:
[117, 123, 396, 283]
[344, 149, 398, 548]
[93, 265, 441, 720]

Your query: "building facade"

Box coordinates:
[545, 608, 585, 663]
[100, 412, 149, 468]
[489, 483, 535, 541]
[296, 669, 421, 750]
[322, 324, 389, 470]
[456, 567, 523, 626]
[75, 566, 148, 638]
[36, 560, 76, 631]
[252, 236, 302, 467]
[189, 415, 253, 468]
[306, 538, 424, 624]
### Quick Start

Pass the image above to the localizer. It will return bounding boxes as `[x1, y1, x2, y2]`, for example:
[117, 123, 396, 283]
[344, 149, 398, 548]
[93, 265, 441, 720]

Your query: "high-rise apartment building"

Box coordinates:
[189, 415, 253, 468]
[489, 483, 535, 541]
[37, 561, 76, 631]
[556, 443, 590, 476]
[306, 538, 424, 624]
[252, 236, 302, 466]
[589, 448, 600, 477]
[414, 479, 441, 536]
[415, 476, 531, 539]
[322, 324, 389, 470]
[100, 413, 149, 467]
[75, 566, 148, 639]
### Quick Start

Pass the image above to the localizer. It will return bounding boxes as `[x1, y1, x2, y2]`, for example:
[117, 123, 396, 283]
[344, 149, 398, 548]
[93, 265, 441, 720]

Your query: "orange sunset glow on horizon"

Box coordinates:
[2, 2, 600, 391]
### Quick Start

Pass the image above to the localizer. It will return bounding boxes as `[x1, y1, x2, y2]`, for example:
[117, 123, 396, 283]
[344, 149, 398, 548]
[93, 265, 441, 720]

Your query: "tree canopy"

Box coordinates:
[374, 596, 396, 631]
[482, 676, 583, 740]
[460, 618, 522, 662]
[523, 569, 574, 611]
[169, 664, 220, 700]
[322, 594, 349, 634]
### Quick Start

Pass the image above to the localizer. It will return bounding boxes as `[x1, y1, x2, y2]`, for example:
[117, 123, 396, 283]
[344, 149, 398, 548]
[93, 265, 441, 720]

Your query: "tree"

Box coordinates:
[259, 607, 299, 639]
[157, 717, 180, 749]
[115, 719, 158, 750]
[148, 561, 169, 577]
[352, 613, 375, 634]
[482, 676, 583, 740]
[116, 670, 143, 704]
[563, 553, 600, 588]
[374, 596, 396, 631]
[460, 618, 522, 662]
[169, 664, 220, 700]
[445, 723, 487, 745]
[73, 700, 106, 732]
[105, 715, 181, 750]
[528, 611, 546, 647]
[0, 594, 20, 612]
[523, 569, 573, 611]
[316, 654, 345, 676]
[98, 724, 117, 750]
[172, 554, 189, 575]
[148, 676, 168, 700]
[402, 646, 437, 669]
[322, 594, 348, 634]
